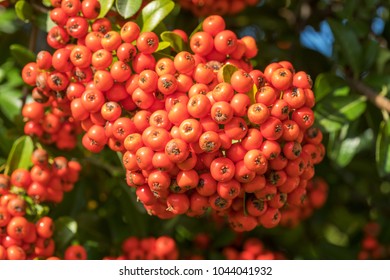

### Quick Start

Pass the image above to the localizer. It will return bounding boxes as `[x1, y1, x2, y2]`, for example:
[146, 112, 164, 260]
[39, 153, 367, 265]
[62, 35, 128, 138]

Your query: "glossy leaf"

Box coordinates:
[315, 95, 367, 133]
[0, 9, 19, 33]
[328, 18, 362, 76]
[376, 48, 390, 74]
[328, 124, 374, 167]
[160, 31, 188, 52]
[189, 21, 203, 38]
[221, 64, 238, 83]
[9, 44, 35, 66]
[155, 41, 171, 52]
[314, 73, 348, 102]
[98, 0, 115, 18]
[0, 120, 12, 156]
[138, 0, 175, 32]
[0, 89, 22, 121]
[15, 0, 33, 22]
[4, 136, 34, 175]
[116, 0, 142, 19]
[54, 217, 78, 251]
[376, 120, 390, 177]
[362, 39, 379, 71]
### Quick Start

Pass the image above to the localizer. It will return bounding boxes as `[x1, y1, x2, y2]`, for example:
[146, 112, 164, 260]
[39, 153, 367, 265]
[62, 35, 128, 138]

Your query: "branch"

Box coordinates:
[346, 77, 390, 113]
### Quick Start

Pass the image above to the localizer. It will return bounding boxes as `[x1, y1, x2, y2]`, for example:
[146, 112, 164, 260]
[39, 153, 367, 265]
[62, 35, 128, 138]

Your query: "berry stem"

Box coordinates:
[346, 77, 390, 113]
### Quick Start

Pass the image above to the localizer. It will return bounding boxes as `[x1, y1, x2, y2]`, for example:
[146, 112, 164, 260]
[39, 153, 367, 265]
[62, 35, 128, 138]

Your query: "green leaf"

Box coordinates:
[98, 0, 115, 18]
[9, 44, 35, 66]
[53, 216, 78, 252]
[138, 0, 175, 32]
[315, 110, 344, 133]
[15, 0, 33, 22]
[376, 48, 390, 74]
[156, 41, 171, 52]
[328, 124, 374, 167]
[315, 95, 367, 133]
[376, 120, 390, 177]
[117, 182, 147, 237]
[328, 18, 362, 76]
[116, 0, 142, 19]
[0, 89, 22, 122]
[221, 64, 238, 83]
[0, 119, 12, 156]
[160, 31, 188, 52]
[0, 9, 20, 34]
[41, 0, 52, 7]
[4, 136, 34, 175]
[189, 21, 203, 39]
[314, 73, 348, 102]
[362, 39, 379, 71]
[324, 224, 349, 247]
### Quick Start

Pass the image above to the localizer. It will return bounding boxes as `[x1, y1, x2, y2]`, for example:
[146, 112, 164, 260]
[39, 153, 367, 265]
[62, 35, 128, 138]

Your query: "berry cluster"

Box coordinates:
[179, 0, 260, 17]
[8, 148, 81, 204]
[279, 177, 328, 228]
[0, 191, 56, 260]
[0, 147, 82, 260]
[104, 236, 178, 260]
[357, 222, 387, 260]
[21, 0, 326, 232]
[222, 237, 285, 260]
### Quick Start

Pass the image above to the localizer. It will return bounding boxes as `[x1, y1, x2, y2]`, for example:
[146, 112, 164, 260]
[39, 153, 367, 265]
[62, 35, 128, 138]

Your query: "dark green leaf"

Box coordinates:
[0, 89, 22, 122]
[160, 31, 188, 52]
[118, 182, 147, 237]
[376, 120, 390, 177]
[363, 74, 390, 93]
[315, 95, 367, 132]
[376, 48, 390, 74]
[138, 0, 175, 32]
[9, 44, 35, 66]
[98, 0, 115, 18]
[0, 9, 20, 34]
[328, 124, 374, 167]
[4, 136, 34, 175]
[349, 20, 370, 38]
[362, 39, 380, 71]
[221, 64, 238, 83]
[15, 0, 33, 22]
[116, 0, 142, 19]
[189, 21, 203, 38]
[335, 0, 358, 20]
[315, 109, 344, 133]
[0, 119, 12, 156]
[328, 18, 362, 76]
[318, 95, 367, 120]
[53, 216, 78, 252]
[314, 73, 348, 102]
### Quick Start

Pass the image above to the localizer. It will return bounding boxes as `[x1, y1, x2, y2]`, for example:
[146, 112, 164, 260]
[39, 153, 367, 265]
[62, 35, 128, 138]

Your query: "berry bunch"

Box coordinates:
[0, 147, 82, 260]
[8, 148, 81, 204]
[279, 177, 328, 228]
[21, 0, 326, 232]
[0, 189, 56, 259]
[179, 0, 260, 17]
[222, 237, 285, 260]
[357, 222, 387, 260]
[104, 236, 178, 260]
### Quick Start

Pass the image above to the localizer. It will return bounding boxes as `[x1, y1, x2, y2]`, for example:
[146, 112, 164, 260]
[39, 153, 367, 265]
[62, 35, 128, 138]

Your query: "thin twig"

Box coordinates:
[346, 77, 390, 113]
